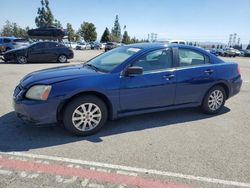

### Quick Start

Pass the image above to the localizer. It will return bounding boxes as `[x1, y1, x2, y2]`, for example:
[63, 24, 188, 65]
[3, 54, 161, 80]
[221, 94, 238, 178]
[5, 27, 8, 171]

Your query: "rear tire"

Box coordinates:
[202, 86, 226, 114]
[63, 96, 108, 136]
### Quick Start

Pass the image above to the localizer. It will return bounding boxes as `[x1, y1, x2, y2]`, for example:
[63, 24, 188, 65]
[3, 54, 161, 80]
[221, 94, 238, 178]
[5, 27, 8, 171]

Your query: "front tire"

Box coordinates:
[16, 56, 27, 64]
[58, 54, 68, 63]
[63, 96, 108, 136]
[202, 86, 226, 114]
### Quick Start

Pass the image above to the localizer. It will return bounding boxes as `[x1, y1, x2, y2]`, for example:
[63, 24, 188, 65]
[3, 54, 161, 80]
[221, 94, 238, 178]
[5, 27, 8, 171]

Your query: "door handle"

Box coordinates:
[163, 74, 175, 80]
[204, 69, 214, 74]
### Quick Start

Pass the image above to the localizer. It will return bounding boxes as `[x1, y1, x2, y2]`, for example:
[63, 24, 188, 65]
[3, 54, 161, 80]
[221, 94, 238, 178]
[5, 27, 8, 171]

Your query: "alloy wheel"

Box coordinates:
[208, 90, 224, 111]
[72, 103, 102, 131]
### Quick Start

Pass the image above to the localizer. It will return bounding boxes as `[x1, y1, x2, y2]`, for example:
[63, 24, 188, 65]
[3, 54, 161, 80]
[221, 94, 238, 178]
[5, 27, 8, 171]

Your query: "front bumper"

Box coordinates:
[13, 86, 61, 125]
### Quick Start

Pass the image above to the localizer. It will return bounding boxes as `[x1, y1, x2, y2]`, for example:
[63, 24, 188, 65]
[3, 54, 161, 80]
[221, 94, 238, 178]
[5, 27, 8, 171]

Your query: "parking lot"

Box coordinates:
[0, 50, 250, 188]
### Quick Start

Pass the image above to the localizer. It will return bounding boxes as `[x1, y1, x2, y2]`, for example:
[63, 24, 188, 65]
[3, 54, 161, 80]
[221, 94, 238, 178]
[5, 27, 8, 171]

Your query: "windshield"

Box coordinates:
[86, 46, 141, 72]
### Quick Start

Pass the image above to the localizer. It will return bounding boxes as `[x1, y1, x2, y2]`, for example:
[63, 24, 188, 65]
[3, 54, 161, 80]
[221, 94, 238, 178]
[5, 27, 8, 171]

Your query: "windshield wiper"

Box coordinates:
[84, 64, 99, 71]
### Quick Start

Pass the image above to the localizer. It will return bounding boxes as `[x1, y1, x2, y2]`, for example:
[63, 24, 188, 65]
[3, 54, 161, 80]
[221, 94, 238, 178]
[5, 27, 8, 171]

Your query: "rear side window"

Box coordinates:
[33, 43, 46, 49]
[3, 38, 11, 43]
[178, 48, 209, 67]
[133, 49, 173, 72]
[47, 42, 58, 48]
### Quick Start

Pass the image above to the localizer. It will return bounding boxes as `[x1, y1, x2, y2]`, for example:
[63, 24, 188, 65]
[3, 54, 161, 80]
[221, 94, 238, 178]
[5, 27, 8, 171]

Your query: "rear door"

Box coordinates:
[174, 47, 216, 105]
[44, 42, 59, 61]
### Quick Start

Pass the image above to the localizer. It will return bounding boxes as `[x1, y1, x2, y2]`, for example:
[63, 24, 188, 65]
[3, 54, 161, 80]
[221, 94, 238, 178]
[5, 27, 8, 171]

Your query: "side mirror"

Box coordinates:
[124, 66, 143, 76]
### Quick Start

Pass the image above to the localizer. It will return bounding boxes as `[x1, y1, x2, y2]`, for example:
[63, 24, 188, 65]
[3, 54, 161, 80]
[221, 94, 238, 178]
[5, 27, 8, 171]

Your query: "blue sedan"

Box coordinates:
[13, 43, 242, 135]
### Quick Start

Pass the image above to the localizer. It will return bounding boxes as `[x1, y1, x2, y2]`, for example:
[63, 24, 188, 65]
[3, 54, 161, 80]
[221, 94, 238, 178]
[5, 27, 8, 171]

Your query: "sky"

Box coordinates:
[0, 0, 249, 44]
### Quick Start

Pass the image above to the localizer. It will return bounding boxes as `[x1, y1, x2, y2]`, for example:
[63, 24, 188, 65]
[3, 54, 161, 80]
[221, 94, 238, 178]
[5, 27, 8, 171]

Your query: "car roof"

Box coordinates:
[125, 42, 202, 50]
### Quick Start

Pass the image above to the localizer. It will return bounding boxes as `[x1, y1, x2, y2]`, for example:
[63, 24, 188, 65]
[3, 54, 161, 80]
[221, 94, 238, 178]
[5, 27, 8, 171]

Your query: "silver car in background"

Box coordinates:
[0, 37, 30, 51]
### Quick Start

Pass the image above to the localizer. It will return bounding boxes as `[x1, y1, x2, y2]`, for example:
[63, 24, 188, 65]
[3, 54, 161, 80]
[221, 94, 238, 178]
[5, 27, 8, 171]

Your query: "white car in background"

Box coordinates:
[76, 42, 91, 50]
[63, 41, 77, 49]
[99, 43, 106, 49]
[169, 40, 187, 45]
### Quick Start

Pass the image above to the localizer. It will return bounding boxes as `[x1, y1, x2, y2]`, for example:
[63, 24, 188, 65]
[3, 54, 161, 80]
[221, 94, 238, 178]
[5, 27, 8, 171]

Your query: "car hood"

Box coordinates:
[20, 64, 100, 88]
[5, 47, 27, 54]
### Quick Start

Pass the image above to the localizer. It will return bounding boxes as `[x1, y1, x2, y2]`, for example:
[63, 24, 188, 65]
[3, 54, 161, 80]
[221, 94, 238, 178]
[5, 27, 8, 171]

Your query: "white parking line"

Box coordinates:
[1, 151, 250, 187]
[0, 169, 12, 175]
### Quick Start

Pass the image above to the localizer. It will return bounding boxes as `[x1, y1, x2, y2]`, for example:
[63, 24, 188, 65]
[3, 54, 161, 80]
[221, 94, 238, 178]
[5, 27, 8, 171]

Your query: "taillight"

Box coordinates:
[237, 64, 241, 75]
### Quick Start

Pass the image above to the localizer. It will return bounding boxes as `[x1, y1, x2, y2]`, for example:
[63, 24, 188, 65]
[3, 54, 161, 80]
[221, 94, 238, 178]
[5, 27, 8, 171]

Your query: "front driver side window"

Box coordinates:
[133, 49, 173, 73]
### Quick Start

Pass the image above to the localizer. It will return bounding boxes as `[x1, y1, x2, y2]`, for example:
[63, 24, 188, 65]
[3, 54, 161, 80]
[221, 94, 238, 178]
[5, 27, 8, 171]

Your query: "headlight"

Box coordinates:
[25, 85, 52, 100]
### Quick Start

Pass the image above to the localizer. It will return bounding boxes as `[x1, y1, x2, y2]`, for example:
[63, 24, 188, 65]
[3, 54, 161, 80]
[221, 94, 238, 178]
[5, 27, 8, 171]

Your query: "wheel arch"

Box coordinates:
[57, 91, 114, 122]
[204, 82, 230, 101]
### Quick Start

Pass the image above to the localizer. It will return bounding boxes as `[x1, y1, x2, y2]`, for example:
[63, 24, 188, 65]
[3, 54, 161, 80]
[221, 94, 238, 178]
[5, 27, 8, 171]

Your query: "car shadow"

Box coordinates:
[0, 107, 230, 152]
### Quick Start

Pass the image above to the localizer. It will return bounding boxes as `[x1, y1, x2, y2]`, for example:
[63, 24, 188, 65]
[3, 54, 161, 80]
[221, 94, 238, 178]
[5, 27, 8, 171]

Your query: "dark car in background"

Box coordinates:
[0, 37, 30, 51]
[105, 42, 117, 52]
[90, 42, 101, 49]
[28, 26, 65, 38]
[244, 49, 250, 57]
[12, 43, 242, 136]
[206, 48, 218, 56]
[3, 41, 73, 64]
[216, 49, 225, 56]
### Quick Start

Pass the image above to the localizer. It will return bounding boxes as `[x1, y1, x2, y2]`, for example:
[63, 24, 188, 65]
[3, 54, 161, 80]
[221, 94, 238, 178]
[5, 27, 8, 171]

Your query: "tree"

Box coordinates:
[188, 42, 193, 46]
[79, 22, 97, 42]
[100, 27, 111, 43]
[66, 23, 75, 41]
[211, 44, 215, 48]
[111, 15, 121, 42]
[0, 20, 28, 38]
[130, 37, 139, 44]
[220, 44, 223, 49]
[122, 31, 130, 44]
[1, 20, 13, 36]
[53, 19, 62, 28]
[35, 0, 61, 28]
[74, 33, 81, 42]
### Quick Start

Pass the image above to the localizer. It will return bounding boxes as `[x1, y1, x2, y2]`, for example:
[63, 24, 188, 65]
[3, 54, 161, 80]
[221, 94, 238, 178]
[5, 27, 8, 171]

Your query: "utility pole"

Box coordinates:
[232, 33, 237, 46]
[237, 38, 240, 46]
[228, 34, 232, 47]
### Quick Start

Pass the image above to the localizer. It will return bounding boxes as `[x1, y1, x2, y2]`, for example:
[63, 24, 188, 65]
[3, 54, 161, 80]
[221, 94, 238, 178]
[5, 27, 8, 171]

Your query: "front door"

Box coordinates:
[120, 48, 176, 111]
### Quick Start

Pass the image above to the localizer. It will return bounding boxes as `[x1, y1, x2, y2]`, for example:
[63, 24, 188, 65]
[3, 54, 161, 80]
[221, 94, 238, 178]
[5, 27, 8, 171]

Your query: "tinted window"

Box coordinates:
[3, 38, 11, 43]
[178, 49, 209, 67]
[13, 39, 28, 43]
[32, 43, 46, 49]
[133, 49, 173, 72]
[47, 42, 59, 48]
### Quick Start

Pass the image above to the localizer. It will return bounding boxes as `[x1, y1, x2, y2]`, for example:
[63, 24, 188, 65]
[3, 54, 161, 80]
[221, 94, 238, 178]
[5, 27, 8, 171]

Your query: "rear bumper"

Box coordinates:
[68, 53, 74, 59]
[229, 76, 242, 98]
